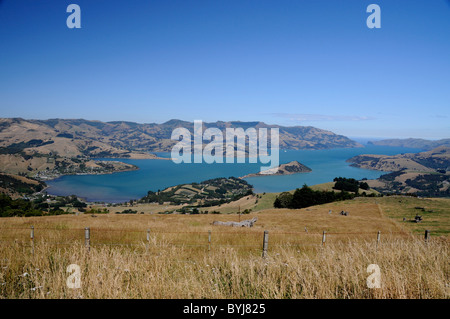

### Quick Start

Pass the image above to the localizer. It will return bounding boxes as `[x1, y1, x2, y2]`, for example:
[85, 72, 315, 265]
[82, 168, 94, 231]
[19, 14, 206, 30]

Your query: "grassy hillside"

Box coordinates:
[348, 146, 450, 197]
[0, 174, 46, 199]
[138, 177, 253, 206]
[375, 196, 450, 237]
[0, 196, 447, 299]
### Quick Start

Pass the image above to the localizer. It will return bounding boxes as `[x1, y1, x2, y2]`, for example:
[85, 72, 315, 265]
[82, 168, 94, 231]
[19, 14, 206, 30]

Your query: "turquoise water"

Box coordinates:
[46, 145, 422, 203]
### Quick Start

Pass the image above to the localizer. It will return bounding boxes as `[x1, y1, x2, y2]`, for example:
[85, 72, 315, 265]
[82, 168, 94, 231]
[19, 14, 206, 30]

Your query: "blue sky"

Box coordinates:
[0, 0, 449, 139]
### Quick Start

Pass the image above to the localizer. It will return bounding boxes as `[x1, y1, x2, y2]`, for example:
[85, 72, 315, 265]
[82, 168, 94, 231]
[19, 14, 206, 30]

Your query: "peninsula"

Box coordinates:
[240, 160, 312, 178]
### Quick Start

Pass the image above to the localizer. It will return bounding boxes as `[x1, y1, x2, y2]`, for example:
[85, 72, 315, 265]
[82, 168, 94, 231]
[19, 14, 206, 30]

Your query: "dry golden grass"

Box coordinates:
[0, 239, 447, 299]
[0, 197, 448, 299]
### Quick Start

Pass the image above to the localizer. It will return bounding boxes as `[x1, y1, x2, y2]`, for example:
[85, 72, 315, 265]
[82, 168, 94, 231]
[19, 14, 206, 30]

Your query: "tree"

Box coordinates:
[291, 185, 317, 208]
[274, 192, 294, 208]
[359, 182, 370, 190]
[333, 177, 359, 193]
[72, 200, 87, 208]
[274, 184, 356, 209]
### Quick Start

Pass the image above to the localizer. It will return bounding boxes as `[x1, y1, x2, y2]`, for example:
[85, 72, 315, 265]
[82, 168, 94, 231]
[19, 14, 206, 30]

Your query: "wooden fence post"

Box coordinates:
[376, 231, 381, 251]
[30, 226, 34, 255]
[424, 230, 430, 243]
[322, 231, 326, 247]
[262, 230, 269, 258]
[85, 227, 90, 252]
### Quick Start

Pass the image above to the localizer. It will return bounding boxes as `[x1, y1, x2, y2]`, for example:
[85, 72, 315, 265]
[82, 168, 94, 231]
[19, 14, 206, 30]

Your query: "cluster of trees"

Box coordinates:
[0, 174, 46, 195]
[175, 207, 219, 214]
[274, 185, 356, 209]
[175, 207, 251, 215]
[333, 177, 369, 193]
[0, 192, 93, 217]
[378, 170, 449, 197]
[115, 209, 139, 214]
[0, 194, 67, 217]
[176, 207, 202, 214]
[85, 208, 109, 214]
[0, 139, 54, 155]
[379, 170, 405, 182]
[405, 174, 450, 197]
[33, 194, 86, 211]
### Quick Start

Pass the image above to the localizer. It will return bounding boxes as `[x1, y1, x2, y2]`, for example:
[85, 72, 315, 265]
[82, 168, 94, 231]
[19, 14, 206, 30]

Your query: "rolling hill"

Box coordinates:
[0, 118, 361, 155]
[347, 146, 450, 196]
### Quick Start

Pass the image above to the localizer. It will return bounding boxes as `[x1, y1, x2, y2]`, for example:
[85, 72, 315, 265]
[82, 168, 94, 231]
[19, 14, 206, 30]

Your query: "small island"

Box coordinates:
[240, 160, 312, 178]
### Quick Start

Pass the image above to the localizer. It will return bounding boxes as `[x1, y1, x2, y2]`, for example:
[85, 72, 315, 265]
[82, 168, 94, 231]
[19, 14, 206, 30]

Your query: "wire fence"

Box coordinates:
[0, 225, 432, 256]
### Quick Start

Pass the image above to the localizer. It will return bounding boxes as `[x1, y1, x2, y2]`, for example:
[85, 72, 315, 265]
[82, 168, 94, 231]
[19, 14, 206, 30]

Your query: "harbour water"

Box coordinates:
[46, 144, 422, 203]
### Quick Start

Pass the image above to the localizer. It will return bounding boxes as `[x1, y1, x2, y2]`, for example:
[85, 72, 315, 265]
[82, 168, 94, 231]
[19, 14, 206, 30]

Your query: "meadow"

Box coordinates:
[0, 196, 448, 299]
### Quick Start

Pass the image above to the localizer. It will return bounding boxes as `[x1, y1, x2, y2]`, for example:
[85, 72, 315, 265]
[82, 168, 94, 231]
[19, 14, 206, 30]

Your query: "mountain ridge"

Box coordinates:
[0, 117, 362, 154]
[0, 117, 361, 180]
[368, 138, 450, 150]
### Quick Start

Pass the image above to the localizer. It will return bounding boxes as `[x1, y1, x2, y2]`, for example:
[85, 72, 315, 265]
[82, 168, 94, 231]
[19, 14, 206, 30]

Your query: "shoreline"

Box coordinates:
[35, 159, 147, 182]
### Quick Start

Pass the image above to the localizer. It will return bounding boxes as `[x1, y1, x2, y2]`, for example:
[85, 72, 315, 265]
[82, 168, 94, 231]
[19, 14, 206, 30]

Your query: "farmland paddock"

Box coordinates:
[0, 198, 448, 299]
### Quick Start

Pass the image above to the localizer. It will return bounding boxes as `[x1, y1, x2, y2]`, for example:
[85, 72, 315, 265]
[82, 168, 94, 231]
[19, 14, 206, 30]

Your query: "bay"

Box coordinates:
[46, 145, 422, 203]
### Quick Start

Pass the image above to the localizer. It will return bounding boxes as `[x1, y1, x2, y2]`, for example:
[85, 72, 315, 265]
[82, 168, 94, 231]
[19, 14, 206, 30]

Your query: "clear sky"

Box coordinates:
[0, 0, 449, 139]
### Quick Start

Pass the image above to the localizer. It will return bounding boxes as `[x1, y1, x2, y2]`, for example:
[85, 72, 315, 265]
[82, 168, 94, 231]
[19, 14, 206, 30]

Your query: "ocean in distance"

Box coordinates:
[46, 144, 422, 203]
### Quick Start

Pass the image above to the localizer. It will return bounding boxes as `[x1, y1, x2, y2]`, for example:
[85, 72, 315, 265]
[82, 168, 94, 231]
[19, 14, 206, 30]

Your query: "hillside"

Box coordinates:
[0, 153, 139, 181]
[0, 117, 361, 155]
[139, 177, 253, 207]
[0, 195, 447, 299]
[0, 118, 165, 182]
[368, 138, 450, 150]
[0, 173, 46, 199]
[347, 146, 450, 196]
[347, 146, 450, 172]
[0, 118, 163, 159]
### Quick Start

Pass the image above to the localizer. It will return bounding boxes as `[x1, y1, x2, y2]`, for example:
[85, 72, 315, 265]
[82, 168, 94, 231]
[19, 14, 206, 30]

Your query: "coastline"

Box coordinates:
[240, 160, 312, 179]
[35, 152, 175, 182]
[36, 165, 140, 182]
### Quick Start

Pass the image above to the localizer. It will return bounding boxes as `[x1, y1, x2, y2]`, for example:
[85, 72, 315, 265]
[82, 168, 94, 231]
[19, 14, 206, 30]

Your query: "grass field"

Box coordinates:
[0, 196, 448, 299]
[376, 196, 450, 236]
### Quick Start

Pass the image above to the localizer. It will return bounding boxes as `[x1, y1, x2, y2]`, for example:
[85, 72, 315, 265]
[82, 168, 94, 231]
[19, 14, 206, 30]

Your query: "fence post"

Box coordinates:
[85, 227, 90, 252]
[208, 230, 211, 252]
[376, 231, 381, 251]
[30, 226, 34, 255]
[322, 231, 326, 247]
[262, 230, 269, 258]
[424, 230, 430, 243]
